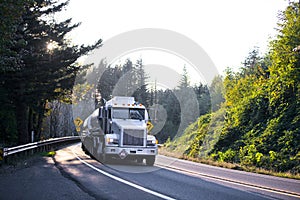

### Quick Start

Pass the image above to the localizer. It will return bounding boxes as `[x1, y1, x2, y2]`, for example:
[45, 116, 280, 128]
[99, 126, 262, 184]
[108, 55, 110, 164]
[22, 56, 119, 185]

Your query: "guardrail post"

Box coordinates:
[31, 131, 34, 143]
[2, 148, 8, 163]
[0, 147, 3, 164]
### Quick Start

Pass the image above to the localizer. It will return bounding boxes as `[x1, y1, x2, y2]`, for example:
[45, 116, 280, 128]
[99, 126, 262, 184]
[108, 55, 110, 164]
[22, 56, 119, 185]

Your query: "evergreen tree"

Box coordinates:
[178, 65, 190, 89]
[98, 58, 149, 105]
[0, 0, 102, 144]
[209, 75, 225, 112]
[0, 0, 26, 145]
[156, 89, 181, 142]
[194, 83, 211, 115]
[133, 59, 149, 106]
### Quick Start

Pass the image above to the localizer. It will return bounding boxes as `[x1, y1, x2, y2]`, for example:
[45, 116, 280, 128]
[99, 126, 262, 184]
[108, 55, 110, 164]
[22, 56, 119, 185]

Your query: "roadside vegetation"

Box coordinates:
[163, 2, 300, 179]
[159, 146, 300, 180]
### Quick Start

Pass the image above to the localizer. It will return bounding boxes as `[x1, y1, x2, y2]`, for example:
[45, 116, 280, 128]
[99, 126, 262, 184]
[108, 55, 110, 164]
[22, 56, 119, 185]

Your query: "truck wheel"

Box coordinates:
[136, 157, 144, 164]
[101, 153, 111, 164]
[99, 139, 109, 164]
[101, 153, 106, 163]
[146, 156, 155, 166]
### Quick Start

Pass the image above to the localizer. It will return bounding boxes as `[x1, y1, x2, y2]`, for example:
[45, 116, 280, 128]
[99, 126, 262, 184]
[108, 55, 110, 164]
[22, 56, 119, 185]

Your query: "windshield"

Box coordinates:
[129, 109, 145, 120]
[112, 108, 145, 120]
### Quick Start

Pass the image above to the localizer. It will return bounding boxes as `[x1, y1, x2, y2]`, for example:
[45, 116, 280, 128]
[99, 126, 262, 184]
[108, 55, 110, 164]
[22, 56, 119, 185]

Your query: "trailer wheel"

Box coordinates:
[146, 156, 155, 166]
[81, 143, 87, 153]
[82, 143, 91, 156]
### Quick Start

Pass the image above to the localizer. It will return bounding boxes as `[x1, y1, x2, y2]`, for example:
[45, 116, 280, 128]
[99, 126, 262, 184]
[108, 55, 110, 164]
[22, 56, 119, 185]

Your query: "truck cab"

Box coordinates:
[82, 96, 157, 166]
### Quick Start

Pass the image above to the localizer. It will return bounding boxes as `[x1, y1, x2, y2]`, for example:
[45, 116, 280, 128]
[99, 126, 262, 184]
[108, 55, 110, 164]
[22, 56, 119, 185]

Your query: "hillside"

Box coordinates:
[164, 2, 300, 175]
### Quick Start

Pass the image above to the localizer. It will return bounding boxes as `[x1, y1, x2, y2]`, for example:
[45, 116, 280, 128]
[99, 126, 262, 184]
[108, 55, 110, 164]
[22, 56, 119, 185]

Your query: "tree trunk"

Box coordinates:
[16, 100, 29, 144]
[28, 107, 33, 142]
[36, 101, 46, 141]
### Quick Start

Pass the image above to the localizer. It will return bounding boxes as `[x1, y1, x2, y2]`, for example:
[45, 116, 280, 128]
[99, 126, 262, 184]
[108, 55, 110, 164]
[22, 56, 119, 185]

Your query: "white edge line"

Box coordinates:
[157, 164, 300, 199]
[71, 145, 176, 200]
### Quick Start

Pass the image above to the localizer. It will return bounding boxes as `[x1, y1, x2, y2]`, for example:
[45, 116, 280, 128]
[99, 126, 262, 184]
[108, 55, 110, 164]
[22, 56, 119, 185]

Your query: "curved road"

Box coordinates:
[51, 143, 300, 200]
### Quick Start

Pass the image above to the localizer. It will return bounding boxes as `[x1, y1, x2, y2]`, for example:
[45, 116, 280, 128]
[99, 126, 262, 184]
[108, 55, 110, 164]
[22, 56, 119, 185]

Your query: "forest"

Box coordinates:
[95, 58, 214, 143]
[0, 0, 299, 175]
[0, 0, 101, 145]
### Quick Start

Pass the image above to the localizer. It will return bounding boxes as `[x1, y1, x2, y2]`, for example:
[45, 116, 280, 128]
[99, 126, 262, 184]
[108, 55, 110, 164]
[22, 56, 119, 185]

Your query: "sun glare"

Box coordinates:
[47, 41, 58, 52]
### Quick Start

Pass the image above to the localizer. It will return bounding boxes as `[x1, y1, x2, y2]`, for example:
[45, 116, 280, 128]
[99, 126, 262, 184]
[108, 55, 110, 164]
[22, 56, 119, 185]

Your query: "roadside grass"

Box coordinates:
[158, 147, 300, 180]
[41, 151, 56, 157]
[0, 150, 56, 174]
[0, 150, 56, 167]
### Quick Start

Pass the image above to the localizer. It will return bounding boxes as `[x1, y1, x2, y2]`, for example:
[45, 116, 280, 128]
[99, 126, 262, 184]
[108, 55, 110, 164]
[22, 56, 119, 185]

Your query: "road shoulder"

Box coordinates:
[0, 155, 94, 200]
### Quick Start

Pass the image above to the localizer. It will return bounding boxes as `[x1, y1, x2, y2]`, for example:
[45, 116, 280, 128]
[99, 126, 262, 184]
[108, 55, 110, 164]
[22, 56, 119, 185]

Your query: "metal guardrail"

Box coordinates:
[0, 136, 81, 161]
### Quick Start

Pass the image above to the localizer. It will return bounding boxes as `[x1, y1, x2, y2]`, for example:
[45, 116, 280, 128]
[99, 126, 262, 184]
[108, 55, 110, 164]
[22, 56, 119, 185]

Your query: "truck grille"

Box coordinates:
[123, 129, 144, 146]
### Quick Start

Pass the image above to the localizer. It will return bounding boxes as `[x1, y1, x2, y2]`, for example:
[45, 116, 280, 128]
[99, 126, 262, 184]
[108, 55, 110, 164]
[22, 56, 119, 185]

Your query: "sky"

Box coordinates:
[58, 0, 289, 85]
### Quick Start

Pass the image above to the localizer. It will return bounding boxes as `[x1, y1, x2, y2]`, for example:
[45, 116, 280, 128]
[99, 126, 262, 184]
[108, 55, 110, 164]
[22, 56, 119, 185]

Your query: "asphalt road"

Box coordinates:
[1, 143, 300, 200]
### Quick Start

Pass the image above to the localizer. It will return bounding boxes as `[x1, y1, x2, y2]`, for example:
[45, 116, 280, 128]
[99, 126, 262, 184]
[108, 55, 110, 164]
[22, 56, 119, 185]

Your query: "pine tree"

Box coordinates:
[1, 0, 102, 144]
[133, 58, 149, 106]
[178, 65, 190, 89]
[0, 0, 26, 145]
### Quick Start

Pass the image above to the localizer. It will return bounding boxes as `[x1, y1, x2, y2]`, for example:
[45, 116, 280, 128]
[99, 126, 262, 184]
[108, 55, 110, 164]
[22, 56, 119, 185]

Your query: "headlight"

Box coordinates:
[147, 140, 156, 145]
[147, 135, 157, 146]
[106, 137, 119, 145]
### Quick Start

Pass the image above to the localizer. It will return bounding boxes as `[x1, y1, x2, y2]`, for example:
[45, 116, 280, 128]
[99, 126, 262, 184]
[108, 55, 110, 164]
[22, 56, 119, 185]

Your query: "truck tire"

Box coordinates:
[101, 153, 112, 164]
[146, 156, 155, 166]
[101, 152, 106, 163]
[99, 136, 109, 164]
[81, 143, 86, 153]
[136, 157, 144, 164]
[82, 143, 91, 156]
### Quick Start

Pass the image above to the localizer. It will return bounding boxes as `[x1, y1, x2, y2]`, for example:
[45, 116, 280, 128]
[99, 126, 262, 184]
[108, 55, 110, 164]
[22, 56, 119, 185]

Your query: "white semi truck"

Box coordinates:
[81, 96, 158, 166]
